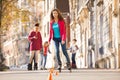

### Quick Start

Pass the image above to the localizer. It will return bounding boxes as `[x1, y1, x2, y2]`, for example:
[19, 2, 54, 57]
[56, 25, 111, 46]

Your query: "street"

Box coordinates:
[0, 69, 120, 80]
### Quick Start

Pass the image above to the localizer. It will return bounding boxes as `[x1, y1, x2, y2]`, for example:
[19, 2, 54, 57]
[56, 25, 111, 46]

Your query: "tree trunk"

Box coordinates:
[0, 0, 2, 53]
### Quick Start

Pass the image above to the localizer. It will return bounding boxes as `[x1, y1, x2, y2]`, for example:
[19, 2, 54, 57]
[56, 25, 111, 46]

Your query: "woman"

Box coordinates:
[28, 23, 42, 70]
[48, 9, 71, 72]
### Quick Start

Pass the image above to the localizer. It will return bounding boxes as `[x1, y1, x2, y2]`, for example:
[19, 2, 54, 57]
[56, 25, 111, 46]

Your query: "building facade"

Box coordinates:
[1, 0, 120, 69]
[69, 0, 120, 69]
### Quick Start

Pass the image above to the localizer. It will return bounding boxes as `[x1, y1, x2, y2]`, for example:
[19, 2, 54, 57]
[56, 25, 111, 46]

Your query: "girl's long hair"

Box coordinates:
[50, 8, 64, 21]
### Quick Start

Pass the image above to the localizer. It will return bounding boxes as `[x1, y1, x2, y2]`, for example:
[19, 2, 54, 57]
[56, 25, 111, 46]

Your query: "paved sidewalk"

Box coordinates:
[0, 69, 120, 80]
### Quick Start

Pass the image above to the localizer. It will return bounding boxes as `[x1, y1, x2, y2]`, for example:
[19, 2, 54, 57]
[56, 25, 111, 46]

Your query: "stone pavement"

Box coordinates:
[0, 69, 120, 80]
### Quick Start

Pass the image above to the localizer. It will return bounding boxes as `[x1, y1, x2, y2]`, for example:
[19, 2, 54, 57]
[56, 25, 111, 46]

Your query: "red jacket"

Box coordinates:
[28, 31, 42, 51]
[48, 20, 66, 42]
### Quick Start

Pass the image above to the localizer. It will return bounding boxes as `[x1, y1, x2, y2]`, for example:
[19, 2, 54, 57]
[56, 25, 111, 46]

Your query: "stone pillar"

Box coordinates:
[118, 0, 120, 69]
[66, 14, 70, 48]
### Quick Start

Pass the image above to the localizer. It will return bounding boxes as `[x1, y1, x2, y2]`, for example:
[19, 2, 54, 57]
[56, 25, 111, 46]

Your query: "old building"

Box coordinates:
[1, 0, 120, 69]
[69, 0, 120, 69]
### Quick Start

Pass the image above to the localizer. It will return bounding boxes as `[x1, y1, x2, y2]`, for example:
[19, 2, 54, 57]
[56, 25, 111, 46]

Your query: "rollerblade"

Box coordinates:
[58, 65, 62, 72]
[67, 63, 72, 72]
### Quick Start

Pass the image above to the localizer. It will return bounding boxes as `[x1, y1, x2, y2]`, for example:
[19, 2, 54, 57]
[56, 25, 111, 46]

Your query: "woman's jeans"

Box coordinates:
[53, 38, 70, 66]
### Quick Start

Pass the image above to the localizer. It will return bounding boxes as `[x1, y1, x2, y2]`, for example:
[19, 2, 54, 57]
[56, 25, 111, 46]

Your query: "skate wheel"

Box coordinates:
[69, 70, 72, 73]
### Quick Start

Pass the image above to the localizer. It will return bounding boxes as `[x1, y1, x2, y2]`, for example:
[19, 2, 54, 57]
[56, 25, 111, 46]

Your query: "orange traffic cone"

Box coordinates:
[49, 68, 54, 73]
[48, 72, 53, 80]
[55, 71, 59, 76]
[50, 68, 59, 75]
[47, 68, 59, 80]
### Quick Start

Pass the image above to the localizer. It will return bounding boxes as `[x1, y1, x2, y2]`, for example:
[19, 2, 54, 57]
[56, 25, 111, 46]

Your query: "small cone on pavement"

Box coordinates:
[48, 68, 54, 80]
[49, 68, 54, 73]
[55, 71, 59, 75]
[47, 68, 59, 80]
[48, 72, 53, 80]
[50, 68, 59, 76]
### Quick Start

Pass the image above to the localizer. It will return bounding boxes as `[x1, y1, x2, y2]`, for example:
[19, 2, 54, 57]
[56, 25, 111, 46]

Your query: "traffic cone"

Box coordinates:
[55, 71, 59, 76]
[49, 68, 54, 73]
[50, 68, 59, 76]
[47, 68, 59, 80]
[48, 72, 53, 80]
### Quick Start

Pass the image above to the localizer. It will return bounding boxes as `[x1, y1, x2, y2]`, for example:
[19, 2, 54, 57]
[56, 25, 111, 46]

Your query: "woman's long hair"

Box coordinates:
[50, 8, 64, 21]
